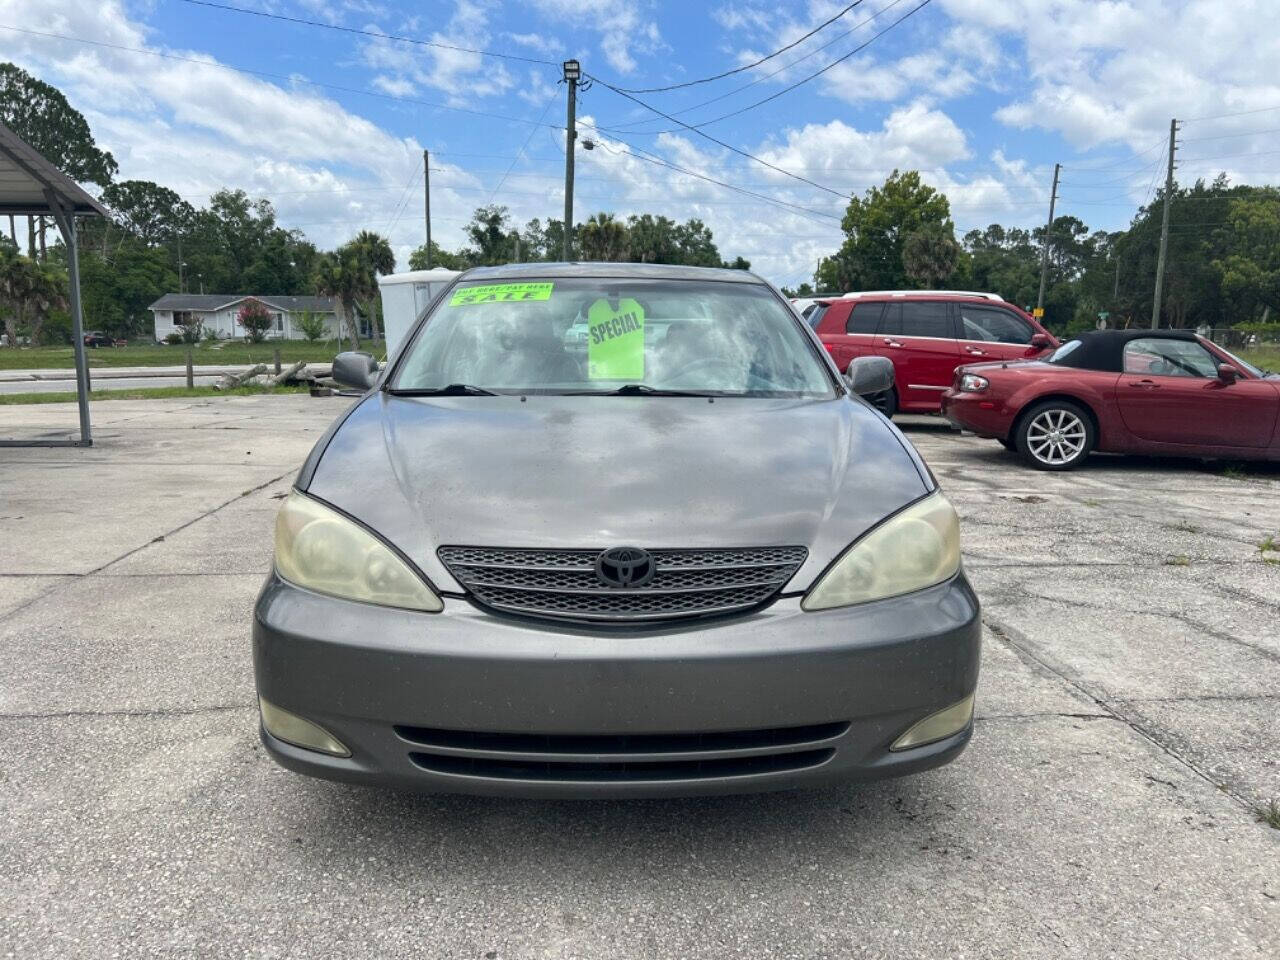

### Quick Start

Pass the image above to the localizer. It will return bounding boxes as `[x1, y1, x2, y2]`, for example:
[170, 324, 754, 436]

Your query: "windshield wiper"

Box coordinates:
[386, 383, 498, 396]
[575, 383, 721, 397]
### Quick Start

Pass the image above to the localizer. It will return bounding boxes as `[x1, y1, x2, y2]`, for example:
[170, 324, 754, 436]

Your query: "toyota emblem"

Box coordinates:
[594, 546, 655, 588]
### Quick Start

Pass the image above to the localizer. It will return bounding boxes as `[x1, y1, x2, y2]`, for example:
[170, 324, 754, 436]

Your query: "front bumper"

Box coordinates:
[253, 572, 981, 798]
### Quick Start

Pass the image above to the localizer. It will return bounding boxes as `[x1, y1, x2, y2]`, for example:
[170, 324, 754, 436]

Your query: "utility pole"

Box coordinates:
[1151, 118, 1178, 328]
[1036, 162, 1060, 313]
[562, 59, 580, 261]
[423, 149, 432, 269]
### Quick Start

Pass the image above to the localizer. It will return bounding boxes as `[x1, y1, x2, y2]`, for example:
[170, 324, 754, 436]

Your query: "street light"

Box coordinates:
[562, 59, 580, 81]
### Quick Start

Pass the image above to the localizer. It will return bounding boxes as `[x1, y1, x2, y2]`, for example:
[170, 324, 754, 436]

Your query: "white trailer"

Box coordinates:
[377, 268, 461, 357]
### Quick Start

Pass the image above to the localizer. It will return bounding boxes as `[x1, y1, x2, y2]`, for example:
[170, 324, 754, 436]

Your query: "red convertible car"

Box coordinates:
[941, 330, 1280, 470]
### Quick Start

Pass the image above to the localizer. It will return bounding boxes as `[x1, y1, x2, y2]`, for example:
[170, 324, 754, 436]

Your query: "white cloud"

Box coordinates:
[525, 0, 663, 74]
[358, 0, 515, 106]
[944, 0, 1280, 170]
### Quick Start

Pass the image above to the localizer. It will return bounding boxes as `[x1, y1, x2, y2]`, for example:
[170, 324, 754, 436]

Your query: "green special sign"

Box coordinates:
[587, 297, 645, 380]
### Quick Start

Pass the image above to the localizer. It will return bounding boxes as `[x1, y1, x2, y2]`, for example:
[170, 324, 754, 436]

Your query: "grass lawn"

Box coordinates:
[0, 384, 310, 405]
[0, 339, 385, 370]
[1238, 344, 1280, 372]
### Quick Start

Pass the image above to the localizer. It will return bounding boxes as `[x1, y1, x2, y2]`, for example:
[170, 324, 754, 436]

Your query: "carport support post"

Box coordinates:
[45, 191, 92, 445]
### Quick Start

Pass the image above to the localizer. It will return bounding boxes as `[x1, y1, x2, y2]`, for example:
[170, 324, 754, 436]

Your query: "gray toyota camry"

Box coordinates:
[254, 262, 980, 798]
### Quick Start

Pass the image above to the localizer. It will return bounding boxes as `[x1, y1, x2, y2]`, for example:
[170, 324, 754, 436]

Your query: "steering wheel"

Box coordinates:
[656, 355, 780, 391]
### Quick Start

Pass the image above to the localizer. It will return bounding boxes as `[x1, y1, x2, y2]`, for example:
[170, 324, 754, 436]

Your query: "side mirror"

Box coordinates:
[332, 351, 378, 391]
[845, 355, 894, 397]
[1217, 363, 1239, 384]
[1030, 333, 1053, 350]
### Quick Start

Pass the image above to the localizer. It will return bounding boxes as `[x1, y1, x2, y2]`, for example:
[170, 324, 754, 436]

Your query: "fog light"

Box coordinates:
[259, 696, 351, 757]
[890, 694, 974, 751]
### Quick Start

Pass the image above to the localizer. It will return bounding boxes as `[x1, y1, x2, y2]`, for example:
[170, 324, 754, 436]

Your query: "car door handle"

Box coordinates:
[883, 338, 903, 347]
[1129, 379, 1160, 389]
[964, 346, 986, 355]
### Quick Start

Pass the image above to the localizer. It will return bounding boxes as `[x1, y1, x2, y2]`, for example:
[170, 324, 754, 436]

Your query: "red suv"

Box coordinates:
[808, 292, 1057, 416]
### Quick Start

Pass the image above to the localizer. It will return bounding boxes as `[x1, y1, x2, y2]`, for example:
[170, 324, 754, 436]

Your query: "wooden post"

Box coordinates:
[273, 347, 282, 375]
[186, 346, 194, 389]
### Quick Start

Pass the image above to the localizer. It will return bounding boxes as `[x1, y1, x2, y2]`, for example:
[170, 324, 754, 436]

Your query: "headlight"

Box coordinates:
[959, 373, 988, 392]
[802, 492, 961, 611]
[274, 490, 442, 611]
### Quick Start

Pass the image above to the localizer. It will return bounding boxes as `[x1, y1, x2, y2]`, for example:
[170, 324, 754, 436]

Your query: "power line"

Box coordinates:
[596, 0, 935, 136]
[176, 0, 559, 66]
[578, 83, 851, 198]
[605, 0, 908, 134]
[489, 92, 558, 205]
[611, 1, 865, 94]
[1180, 126, 1280, 143]
[570, 125, 843, 224]
[1182, 104, 1280, 123]
[0, 24, 568, 132]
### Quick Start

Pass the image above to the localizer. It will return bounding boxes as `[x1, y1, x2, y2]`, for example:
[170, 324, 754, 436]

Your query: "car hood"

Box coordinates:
[305, 393, 930, 593]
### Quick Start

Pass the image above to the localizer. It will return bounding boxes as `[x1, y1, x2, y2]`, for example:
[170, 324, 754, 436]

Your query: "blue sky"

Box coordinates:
[2, 0, 1278, 286]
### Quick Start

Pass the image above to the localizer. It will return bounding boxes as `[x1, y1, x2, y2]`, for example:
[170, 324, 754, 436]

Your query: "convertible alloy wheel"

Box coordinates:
[1016, 402, 1094, 470]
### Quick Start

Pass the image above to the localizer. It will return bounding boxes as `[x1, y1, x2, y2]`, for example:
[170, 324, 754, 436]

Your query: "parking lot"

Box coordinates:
[1, 396, 1277, 959]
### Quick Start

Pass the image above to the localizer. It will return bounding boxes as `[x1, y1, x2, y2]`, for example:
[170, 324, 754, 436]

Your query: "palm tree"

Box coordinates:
[903, 225, 960, 289]
[348, 231, 395, 344]
[0, 245, 66, 345]
[313, 251, 360, 349]
[578, 213, 629, 262]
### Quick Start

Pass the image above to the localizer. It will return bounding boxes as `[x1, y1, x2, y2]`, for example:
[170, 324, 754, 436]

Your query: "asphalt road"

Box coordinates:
[1, 397, 1276, 959]
[0, 374, 225, 394]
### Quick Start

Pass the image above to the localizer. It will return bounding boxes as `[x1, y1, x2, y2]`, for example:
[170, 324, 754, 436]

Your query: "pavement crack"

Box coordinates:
[983, 614, 1258, 818]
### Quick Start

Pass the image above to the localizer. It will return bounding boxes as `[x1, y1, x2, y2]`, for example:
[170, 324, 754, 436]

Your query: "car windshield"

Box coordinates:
[1212, 343, 1270, 378]
[390, 277, 836, 398]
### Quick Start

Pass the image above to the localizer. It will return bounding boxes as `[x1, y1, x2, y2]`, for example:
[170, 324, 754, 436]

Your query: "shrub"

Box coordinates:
[237, 299, 273, 343]
[203, 326, 221, 343]
[164, 331, 184, 345]
[294, 309, 327, 342]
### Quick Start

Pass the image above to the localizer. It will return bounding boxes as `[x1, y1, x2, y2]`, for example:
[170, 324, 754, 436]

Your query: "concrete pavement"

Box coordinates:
[0, 399, 1276, 959]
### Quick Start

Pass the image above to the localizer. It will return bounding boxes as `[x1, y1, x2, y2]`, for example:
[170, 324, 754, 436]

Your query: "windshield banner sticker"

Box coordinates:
[449, 282, 554, 307]
[587, 298, 645, 379]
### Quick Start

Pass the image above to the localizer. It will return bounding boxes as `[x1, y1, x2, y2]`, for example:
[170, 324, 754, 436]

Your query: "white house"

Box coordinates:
[148, 294, 340, 341]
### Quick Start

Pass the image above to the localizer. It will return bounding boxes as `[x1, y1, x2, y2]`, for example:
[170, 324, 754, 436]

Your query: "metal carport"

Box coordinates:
[0, 120, 107, 447]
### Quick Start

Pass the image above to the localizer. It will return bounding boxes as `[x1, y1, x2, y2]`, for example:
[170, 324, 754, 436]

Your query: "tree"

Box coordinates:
[464, 205, 515, 265]
[722, 255, 751, 270]
[0, 245, 67, 344]
[313, 251, 361, 347]
[0, 63, 117, 187]
[578, 212, 629, 261]
[100, 181, 194, 246]
[829, 170, 954, 291]
[345, 230, 395, 342]
[625, 214, 680, 264]
[781, 282, 815, 298]
[408, 241, 467, 271]
[294, 309, 328, 342]
[1214, 188, 1280, 317]
[0, 62, 118, 260]
[903, 224, 960, 288]
[236, 299, 273, 343]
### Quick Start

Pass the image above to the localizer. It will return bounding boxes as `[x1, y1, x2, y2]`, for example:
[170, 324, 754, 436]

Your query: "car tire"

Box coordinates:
[871, 387, 897, 419]
[1015, 400, 1094, 470]
[998, 438, 1016, 451]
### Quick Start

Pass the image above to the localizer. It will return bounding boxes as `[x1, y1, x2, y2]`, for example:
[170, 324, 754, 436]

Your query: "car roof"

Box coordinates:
[1053, 329, 1203, 372]
[458, 262, 765, 284]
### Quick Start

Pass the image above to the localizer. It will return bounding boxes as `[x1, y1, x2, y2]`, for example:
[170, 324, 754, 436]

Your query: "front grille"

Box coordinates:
[438, 545, 807, 623]
[398, 720, 845, 783]
[395, 721, 849, 756]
